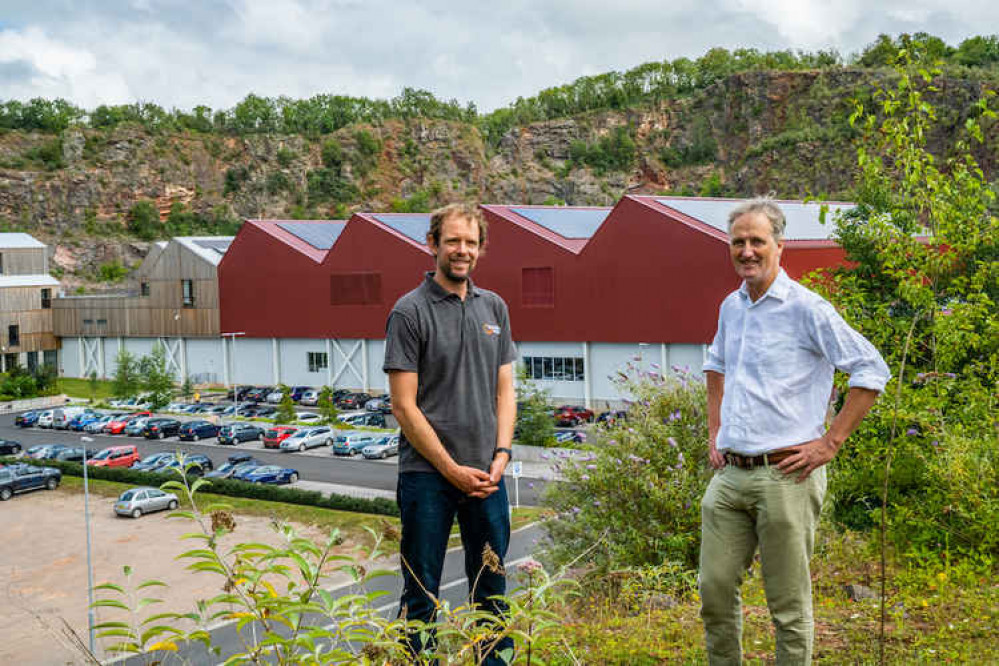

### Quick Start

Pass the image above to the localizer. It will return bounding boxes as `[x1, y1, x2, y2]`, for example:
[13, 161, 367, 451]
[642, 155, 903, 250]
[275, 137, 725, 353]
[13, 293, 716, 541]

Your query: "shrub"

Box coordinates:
[97, 259, 128, 282]
[515, 368, 556, 447]
[541, 365, 711, 574]
[126, 200, 162, 240]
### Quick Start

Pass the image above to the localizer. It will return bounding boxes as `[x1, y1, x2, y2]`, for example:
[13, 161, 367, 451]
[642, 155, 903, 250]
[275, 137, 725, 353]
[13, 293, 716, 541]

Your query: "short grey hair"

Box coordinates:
[727, 197, 786, 242]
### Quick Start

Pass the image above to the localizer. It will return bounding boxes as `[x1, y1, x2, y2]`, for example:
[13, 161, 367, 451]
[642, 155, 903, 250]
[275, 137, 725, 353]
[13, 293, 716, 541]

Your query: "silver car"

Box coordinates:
[114, 487, 179, 518]
[361, 434, 400, 459]
[279, 426, 333, 452]
[124, 417, 151, 437]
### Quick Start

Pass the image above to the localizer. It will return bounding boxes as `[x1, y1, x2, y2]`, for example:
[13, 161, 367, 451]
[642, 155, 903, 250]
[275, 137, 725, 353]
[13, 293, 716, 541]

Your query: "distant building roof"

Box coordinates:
[370, 214, 432, 244]
[174, 236, 236, 266]
[654, 197, 854, 241]
[0, 233, 46, 249]
[275, 222, 345, 250]
[508, 207, 611, 239]
[0, 274, 60, 288]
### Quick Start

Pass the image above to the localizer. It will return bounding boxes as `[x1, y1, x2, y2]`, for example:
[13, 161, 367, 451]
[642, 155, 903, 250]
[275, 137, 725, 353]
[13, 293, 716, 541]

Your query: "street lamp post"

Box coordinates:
[221, 332, 245, 423]
[80, 435, 96, 656]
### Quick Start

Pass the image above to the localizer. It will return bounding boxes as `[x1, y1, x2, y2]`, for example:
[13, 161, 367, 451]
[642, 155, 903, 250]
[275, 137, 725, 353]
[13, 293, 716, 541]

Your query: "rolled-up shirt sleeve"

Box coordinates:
[807, 301, 891, 392]
[703, 306, 727, 375]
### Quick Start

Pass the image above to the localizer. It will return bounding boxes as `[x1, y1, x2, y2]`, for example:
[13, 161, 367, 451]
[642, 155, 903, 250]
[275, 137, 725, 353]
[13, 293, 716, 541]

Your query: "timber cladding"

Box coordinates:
[0, 247, 46, 275]
[52, 298, 219, 337]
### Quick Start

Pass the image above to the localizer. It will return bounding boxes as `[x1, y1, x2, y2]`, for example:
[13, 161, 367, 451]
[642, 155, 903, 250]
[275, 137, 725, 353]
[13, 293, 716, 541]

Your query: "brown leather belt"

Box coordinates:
[724, 449, 797, 470]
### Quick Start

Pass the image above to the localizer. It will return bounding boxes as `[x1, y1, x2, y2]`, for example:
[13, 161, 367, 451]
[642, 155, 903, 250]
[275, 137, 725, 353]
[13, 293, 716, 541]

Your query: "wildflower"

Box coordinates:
[667, 437, 678, 448]
[906, 427, 918, 436]
[931, 440, 939, 447]
[586, 464, 597, 470]
[651, 362, 661, 369]
[482, 544, 504, 574]
[581, 474, 590, 481]
[593, 500, 601, 507]
[541, 453, 550, 460]
[528, 482, 535, 489]
[677, 452, 685, 466]
[519, 559, 543, 574]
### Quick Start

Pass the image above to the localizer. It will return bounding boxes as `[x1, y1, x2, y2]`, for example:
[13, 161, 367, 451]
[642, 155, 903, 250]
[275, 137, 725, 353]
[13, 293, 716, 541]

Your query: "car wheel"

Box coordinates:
[168, 499, 178, 510]
[131, 508, 142, 519]
[0, 487, 12, 501]
[289, 473, 299, 483]
[158, 432, 165, 439]
[45, 478, 58, 491]
[298, 443, 305, 452]
[193, 434, 199, 442]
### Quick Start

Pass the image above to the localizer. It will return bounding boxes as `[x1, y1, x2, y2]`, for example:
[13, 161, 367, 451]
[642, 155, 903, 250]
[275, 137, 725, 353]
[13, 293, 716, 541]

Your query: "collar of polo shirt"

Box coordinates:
[424, 271, 483, 302]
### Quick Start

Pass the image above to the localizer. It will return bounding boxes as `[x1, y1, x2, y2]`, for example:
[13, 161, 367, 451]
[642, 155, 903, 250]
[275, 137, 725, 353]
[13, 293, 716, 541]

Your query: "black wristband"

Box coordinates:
[494, 447, 513, 460]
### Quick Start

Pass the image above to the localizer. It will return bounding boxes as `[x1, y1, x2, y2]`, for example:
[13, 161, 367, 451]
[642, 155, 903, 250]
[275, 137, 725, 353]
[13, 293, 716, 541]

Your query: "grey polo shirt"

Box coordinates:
[383, 273, 517, 473]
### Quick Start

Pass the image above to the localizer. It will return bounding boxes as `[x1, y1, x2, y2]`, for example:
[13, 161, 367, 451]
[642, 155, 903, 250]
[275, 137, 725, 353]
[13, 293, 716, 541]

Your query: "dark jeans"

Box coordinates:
[397, 471, 513, 665]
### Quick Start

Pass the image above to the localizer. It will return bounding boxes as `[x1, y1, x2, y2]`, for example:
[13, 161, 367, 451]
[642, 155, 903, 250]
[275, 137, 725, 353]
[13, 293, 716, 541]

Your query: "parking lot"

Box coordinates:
[0, 485, 373, 666]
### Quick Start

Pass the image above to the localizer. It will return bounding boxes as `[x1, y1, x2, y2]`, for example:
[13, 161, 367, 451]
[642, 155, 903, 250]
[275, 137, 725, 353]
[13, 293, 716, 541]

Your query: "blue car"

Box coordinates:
[178, 420, 220, 442]
[69, 413, 104, 431]
[233, 465, 299, 485]
[15, 411, 40, 427]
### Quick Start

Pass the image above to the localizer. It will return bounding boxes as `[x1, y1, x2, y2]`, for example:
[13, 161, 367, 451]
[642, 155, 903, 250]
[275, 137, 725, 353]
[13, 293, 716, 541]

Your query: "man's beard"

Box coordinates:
[440, 262, 470, 282]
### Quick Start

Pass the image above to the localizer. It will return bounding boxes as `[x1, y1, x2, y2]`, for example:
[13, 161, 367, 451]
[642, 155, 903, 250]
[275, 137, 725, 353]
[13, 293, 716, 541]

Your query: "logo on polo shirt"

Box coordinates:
[482, 323, 501, 336]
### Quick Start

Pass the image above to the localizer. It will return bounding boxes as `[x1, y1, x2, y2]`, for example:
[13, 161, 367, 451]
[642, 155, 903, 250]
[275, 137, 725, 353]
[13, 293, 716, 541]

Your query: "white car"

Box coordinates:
[279, 426, 333, 452]
[36, 410, 55, 428]
[294, 411, 321, 422]
[299, 390, 319, 406]
[266, 390, 285, 403]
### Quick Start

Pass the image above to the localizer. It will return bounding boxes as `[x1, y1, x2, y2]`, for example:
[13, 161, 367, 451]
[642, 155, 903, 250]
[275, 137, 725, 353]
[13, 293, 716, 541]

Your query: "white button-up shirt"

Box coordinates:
[703, 269, 891, 455]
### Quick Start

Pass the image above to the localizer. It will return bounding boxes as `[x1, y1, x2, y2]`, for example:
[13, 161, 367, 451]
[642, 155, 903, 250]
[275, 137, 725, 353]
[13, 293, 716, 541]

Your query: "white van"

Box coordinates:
[53, 406, 92, 430]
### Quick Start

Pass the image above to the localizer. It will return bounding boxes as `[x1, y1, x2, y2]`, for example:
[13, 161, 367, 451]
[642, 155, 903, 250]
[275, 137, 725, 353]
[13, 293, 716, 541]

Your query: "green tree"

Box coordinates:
[127, 200, 162, 241]
[139, 344, 175, 409]
[111, 349, 140, 399]
[88, 370, 99, 403]
[274, 385, 296, 424]
[317, 385, 339, 425]
[180, 376, 194, 400]
[515, 368, 556, 447]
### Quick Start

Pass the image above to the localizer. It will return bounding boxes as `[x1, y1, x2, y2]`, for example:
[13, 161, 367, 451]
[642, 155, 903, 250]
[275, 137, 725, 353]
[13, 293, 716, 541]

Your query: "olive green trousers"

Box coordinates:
[699, 463, 827, 666]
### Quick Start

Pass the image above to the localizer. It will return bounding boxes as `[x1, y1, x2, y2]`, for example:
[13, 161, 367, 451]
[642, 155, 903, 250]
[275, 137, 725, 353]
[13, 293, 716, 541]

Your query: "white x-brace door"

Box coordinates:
[80, 337, 102, 377]
[330, 339, 364, 389]
[157, 337, 183, 379]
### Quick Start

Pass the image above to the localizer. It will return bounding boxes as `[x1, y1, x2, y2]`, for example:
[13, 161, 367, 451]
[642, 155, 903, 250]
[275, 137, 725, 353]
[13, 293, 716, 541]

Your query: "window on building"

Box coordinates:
[43, 350, 57, 368]
[181, 280, 195, 307]
[307, 352, 329, 373]
[330, 272, 382, 305]
[97, 318, 107, 325]
[83, 318, 93, 325]
[522, 355, 585, 382]
[7, 325, 19, 347]
[522, 267, 555, 307]
[40, 288, 52, 309]
[140, 282, 150, 297]
[26, 351, 37, 372]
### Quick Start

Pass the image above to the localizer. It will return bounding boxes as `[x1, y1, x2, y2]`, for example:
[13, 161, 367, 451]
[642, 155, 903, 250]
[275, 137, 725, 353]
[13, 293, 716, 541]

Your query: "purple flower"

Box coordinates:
[541, 453, 550, 460]
[931, 441, 939, 448]
[906, 428, 918, 436]
[581, 474, 590, 481]
[593, 500, 601, 507]
[668, 437, 678, 448]
[677, 452, 685, 466]
[528, 482, 535, 488]
[650, 363, 661, 370]
[586, 464, 597, 470]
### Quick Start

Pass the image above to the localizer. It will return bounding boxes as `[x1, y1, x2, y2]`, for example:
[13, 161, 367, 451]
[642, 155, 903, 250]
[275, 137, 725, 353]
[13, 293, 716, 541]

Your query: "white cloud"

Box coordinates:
[724, 0, 863, 49]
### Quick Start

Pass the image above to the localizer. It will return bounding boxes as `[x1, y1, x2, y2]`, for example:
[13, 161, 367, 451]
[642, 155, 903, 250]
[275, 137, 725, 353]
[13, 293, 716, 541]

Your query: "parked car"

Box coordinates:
[53, 407, 94, 430]
[253, 406, 277, 419]
[244, 387, 272, 403]
[54, 447, 100, 462]
[364, 395, 393, 414]
[279, 426, 333, 452]
[233, 464, 299, 485]
[338, 411, 387, 428]
[143, 418, 182, 439]
[331, 431, 378, 456]
[553, 405, 594, 427]
[205, 453, 262, 479]
[298, 389, 319, 406]
[157, 454, 213, 477]
[132, 452, 176, 472]
[265, 388, 286, 403]
[114, 487, 179, 518]
[15, 410, 40, 427]
[361, 434, 400, 459]
[263, 426, 297, 449]
[178, 420, 220, 442]
[0, 439, 23, 455]
[554, 430, 585, 445]
[105, 412, 152, 435]
[164, 402, 187, 413]
[26, 444, 68, 460]
[124, 417, 152, 437]
[36, 409, 56, 428]
[289, 386, 312, 402]
[0, 463, 61, 500]
[217, 423, 263, 445]
[336, 392, 372, 410]
[293, 411, 321, 422]
[85, 414, 118, 433]
[88, 445, 140, 468]
[69, 412, 104, 431]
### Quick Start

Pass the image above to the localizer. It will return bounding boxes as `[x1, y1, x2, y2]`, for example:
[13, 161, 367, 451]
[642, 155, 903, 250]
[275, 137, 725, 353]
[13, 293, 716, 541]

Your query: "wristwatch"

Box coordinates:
[493, 447, 513, 460]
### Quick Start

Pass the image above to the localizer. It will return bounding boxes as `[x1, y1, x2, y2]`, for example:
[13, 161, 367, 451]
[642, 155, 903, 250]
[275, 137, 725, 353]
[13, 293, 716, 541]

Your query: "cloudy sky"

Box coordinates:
[0, 0, 994, 113]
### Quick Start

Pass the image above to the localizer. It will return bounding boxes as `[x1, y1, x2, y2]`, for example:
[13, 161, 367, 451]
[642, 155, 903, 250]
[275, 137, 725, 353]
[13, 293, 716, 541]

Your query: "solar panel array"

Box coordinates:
[655, 199, 854, 240]
[193, 239, 233, 255]
[509, 208, 610, 239]
[371, 214, 431, 243]
[276, 222, 346, 250]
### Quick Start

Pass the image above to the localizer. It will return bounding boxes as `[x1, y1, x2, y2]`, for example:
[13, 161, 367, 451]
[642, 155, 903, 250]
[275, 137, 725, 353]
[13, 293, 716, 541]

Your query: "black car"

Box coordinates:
[178, 420, 220, 442]
[143, 418, 182, 439]
[336, 392, 372, 410]
[244, 387, 272, 403]
[0, 439, 22, 455]
[0, 463, 61, 500]
[217, 423, 263, 445]
[339, 411, 386, 428]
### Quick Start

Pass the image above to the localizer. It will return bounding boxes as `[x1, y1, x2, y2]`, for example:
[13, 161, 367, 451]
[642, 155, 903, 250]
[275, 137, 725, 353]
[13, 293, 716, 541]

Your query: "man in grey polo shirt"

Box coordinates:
[384, 202, 517, 664]
[699, 198, 890, 665]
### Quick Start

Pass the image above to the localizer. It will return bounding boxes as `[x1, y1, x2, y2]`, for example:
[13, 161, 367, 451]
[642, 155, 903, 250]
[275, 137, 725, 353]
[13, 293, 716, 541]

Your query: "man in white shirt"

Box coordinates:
[699, 198, 890, 665]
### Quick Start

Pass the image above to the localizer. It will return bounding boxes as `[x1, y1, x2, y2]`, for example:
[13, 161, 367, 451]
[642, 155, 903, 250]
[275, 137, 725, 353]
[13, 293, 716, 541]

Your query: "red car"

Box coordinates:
[87, 445, 140, 468]
[104, 411, 152, 435]
[263, 426, 298, 450]
[553, 405, 594, 427]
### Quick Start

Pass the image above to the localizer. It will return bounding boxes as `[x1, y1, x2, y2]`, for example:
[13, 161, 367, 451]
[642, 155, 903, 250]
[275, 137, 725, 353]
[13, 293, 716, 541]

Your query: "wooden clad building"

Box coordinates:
[0, 233, 59, 372]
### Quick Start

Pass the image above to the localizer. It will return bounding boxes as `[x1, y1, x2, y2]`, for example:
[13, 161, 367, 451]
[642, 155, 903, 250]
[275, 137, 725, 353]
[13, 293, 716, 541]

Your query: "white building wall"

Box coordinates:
[230, 338, 274, 386]
[186, 339, 224, 385]
[60, 338, 81, 377]
[277, 338, 327, 387]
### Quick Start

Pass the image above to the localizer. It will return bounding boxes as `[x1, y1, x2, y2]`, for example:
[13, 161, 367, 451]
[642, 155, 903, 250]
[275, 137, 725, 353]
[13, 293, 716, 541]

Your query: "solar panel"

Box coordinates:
[371, 214, 431, 243]
[276, 222, 346, 250]
[655, 199, 854, 241]
[193, 239, 233, 255]
[509, 208, 610, 239]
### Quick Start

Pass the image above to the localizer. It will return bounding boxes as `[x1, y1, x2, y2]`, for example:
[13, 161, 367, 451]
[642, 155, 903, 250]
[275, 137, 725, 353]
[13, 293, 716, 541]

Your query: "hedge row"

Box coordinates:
[2, 457, 399, 517]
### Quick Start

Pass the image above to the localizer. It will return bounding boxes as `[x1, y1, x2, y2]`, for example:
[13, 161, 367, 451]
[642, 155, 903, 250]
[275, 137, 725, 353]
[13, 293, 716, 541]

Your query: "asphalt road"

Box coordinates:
[1, 417, 552, 506]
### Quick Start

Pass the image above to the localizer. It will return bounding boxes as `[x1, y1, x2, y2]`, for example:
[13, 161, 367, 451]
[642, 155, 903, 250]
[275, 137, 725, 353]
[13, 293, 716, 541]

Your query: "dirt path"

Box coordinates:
[0, 487, 374, 665]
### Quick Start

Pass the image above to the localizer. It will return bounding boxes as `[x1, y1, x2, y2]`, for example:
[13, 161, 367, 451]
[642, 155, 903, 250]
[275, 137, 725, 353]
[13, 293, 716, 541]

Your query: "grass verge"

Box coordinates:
[57, 376, 115, 401]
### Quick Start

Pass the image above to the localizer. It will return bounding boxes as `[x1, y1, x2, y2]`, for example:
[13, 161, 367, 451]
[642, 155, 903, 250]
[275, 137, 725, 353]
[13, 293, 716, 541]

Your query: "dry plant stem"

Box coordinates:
[880, 313, 920, 665]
